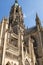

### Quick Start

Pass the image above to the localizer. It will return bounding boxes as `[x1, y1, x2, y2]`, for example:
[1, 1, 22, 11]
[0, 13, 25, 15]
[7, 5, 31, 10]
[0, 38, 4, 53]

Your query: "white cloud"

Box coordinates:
[23, 13, 27, 18]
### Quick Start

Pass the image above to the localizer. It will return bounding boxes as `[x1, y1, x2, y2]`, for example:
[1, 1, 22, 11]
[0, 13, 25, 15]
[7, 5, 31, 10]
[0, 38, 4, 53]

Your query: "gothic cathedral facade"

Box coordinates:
[0, 0, 43, 65]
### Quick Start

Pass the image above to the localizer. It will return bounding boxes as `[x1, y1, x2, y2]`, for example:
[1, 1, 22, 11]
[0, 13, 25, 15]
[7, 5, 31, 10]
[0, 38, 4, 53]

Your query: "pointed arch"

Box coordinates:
[6, 61, 11, 65]
[25, 59, 30, 65]
[31, 36, 37, 47]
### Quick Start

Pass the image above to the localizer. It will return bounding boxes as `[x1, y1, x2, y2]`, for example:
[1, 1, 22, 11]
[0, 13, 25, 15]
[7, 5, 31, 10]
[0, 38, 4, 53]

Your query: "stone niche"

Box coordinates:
[10, 36, 18, 47]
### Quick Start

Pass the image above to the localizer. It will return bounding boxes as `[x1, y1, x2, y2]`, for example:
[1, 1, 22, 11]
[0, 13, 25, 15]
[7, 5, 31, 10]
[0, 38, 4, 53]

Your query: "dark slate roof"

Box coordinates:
[24, 26, 37, 35]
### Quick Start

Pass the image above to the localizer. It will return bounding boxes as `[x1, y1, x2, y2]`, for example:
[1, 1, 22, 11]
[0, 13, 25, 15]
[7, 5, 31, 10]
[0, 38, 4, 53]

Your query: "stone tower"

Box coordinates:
[9, 0, 24, 65]
[1, 0, 43, 65]
[35, 13, 43, 65]
[0, 0, 24, 65]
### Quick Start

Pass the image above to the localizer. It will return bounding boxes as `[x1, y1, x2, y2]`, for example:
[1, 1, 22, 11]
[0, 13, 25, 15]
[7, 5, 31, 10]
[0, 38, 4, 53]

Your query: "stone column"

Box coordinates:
[2, 20, 8, 65]
[0, 19, 5, 46]
[22, 35, 25, 65]
[18, 26, 20, 52]
[29, 37, 36, 65]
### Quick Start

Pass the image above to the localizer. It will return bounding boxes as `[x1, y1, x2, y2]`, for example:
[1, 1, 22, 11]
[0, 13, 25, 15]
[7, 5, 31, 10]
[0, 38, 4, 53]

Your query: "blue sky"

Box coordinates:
[0, 0, 43, 28]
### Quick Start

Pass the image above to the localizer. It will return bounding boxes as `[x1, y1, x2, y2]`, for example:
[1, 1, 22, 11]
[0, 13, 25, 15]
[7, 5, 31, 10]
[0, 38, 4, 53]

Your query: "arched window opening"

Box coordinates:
[6, 62, 11, 65]
[31, 36, 37, 47]
[16, 9, 18, 13]
[25, 59, 30, 65]
[23, 41, 29, 53]
[14, 63, 16, 65]
[23, 46, 26, 52]
[16, 7, 19, 13]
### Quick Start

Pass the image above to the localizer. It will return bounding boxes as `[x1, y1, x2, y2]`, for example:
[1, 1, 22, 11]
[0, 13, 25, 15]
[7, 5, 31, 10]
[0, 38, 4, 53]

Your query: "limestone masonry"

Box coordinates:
[0, 0, 43, 65]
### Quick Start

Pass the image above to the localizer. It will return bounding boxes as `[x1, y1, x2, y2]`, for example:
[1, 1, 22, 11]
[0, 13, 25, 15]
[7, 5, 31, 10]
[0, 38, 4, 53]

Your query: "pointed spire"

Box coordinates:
[15, 0, 18, 3]
[35, 13, 41, 25]
[36, 13, 39, 20]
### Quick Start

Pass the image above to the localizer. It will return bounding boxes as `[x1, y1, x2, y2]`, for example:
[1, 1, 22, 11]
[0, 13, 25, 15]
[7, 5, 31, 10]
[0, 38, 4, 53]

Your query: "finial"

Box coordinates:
[15, 0, 18, 6]
[15, 0, 18, 3]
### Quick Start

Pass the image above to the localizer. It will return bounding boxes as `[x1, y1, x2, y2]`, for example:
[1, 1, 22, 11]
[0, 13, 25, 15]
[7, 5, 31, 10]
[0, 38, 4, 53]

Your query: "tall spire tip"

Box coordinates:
[15, 0, 18, 3]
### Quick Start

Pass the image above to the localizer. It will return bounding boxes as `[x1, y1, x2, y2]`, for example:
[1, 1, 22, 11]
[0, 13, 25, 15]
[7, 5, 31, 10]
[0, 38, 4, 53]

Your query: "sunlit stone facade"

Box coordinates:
[0, 0, 43, 65]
